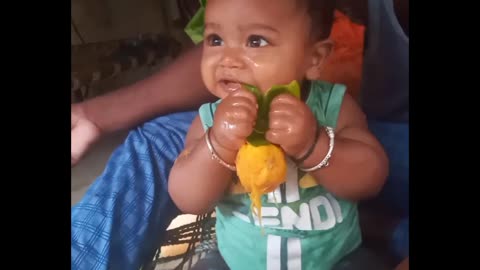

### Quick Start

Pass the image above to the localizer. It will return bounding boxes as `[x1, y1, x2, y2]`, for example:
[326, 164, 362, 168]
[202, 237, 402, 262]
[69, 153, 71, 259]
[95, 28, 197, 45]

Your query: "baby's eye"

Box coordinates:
[206, 34, 224, 46]
[247, 35, 269, 48]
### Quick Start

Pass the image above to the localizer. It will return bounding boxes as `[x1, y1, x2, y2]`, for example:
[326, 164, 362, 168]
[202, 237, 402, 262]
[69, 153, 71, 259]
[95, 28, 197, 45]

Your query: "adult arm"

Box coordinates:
[78, 44, 214, 135]
[71, 44, 215, 165]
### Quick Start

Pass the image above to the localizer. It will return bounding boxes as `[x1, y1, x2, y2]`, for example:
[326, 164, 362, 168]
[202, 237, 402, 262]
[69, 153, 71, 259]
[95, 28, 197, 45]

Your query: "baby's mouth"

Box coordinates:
[219, 80, 242, 92]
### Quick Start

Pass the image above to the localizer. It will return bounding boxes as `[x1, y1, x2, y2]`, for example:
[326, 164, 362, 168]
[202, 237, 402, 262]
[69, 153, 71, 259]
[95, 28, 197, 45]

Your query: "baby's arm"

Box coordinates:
[169, 88, 258, 214]
[168, 116, 236, 215]
[300, 93, 389, 201]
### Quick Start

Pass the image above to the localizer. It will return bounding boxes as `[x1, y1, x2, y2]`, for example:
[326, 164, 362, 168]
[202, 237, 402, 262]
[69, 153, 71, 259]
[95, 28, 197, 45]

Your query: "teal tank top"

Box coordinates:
[198, 81, 361, 270]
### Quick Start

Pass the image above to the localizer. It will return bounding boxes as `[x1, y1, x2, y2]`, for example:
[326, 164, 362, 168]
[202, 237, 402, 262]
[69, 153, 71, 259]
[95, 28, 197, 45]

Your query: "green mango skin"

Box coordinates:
[242, 80, 301, 146]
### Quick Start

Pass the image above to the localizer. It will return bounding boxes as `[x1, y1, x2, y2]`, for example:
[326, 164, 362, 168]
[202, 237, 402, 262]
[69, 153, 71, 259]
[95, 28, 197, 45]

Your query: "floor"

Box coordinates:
[71, 130, 129, 205]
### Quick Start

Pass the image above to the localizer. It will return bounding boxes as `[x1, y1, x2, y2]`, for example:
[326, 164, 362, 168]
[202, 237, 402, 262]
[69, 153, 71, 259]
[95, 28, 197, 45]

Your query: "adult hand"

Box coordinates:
[71, 104, 101, 166]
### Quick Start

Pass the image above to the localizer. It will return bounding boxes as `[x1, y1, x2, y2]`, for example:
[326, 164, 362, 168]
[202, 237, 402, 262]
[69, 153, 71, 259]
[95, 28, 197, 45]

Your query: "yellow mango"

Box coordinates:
[236, 142, 287, 222]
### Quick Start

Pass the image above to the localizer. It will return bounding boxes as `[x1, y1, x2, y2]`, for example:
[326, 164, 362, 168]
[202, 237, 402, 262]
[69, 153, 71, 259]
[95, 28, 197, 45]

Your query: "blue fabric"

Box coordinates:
[71, 111, 197, 270]
[391, 218, 409, 260]
[367, 120, 409, 260]
[368, 120, 409, 215]
[359, 0, 409, 261]
[360, 0, 409, 122]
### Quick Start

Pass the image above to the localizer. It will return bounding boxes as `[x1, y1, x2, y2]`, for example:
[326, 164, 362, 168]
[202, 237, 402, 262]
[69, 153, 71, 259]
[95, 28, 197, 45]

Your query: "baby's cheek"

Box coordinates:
[200, 60, 216, 93]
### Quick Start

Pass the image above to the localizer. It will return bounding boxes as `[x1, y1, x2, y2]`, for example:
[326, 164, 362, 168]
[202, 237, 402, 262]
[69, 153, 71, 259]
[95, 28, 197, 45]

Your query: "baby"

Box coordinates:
[169, 0, 389, 269]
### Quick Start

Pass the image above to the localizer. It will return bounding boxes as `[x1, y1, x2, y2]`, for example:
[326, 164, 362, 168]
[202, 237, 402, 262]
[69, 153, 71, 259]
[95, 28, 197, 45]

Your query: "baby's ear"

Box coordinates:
[305, 39, 333, 80]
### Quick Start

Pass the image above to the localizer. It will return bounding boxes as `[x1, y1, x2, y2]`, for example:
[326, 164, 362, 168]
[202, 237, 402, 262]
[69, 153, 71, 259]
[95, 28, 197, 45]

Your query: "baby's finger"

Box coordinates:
[269, 102, 297, 119]
[231, 87, 259, 107]
[229, 97, 258, 118]
[269, 116, 292, 131]
[265, 129, 285, 145]
[233, 122, 255, 138]
[226, 106, 257, 123]
[270, 93, 299, 106]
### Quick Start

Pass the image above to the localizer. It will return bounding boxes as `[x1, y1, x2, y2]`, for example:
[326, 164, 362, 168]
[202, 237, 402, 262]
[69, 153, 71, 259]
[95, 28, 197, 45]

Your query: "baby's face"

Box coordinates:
[201, 0, 316, 98]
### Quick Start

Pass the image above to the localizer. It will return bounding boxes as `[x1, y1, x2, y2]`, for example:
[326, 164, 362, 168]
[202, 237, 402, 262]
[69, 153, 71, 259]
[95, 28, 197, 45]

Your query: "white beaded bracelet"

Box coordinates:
[298, 126, 335, 172]
[205, 128, 237, 171]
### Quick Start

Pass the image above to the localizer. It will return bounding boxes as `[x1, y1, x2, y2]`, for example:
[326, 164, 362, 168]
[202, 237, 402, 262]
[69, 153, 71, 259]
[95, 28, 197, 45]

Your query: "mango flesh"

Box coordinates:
[235, 142, 287, 223]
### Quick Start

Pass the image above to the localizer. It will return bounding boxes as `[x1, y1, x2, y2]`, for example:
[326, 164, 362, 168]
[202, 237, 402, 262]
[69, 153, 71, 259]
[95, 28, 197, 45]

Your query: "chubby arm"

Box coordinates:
[168, 116, 235, 215]
[300, 93, 388, 201]
[168, 88, 258, 214]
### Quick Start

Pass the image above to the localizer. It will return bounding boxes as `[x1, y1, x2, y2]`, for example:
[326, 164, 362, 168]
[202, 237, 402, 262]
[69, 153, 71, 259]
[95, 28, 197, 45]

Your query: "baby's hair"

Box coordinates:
[299, 0, 335, 41]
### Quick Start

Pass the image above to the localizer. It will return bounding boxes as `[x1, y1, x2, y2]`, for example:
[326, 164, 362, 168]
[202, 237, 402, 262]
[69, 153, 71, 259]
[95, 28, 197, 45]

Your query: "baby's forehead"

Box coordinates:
[204, 0, 309, 30]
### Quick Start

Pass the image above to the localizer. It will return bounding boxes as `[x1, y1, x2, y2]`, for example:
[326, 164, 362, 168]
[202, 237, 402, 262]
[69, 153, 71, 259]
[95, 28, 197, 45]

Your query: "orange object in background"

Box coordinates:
[318, 10, 365, 99]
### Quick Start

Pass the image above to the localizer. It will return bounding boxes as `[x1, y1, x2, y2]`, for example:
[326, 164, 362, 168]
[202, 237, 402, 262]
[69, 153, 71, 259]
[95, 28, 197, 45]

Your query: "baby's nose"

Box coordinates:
[220, 49, 245, 69]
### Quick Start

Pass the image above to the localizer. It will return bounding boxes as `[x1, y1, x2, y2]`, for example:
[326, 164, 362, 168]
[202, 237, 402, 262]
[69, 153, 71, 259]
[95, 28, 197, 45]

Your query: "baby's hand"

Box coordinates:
[211, 88, 258, 152]
[266, 94, 317, 159]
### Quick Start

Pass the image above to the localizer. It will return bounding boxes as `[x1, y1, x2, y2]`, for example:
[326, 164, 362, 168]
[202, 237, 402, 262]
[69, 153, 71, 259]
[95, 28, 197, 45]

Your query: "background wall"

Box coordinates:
[71, 0, 181, 45]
